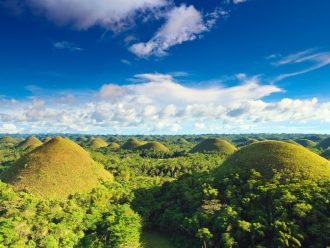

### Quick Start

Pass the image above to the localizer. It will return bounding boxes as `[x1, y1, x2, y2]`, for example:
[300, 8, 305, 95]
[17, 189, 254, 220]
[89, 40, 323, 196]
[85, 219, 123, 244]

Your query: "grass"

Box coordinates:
[122, 138, 147, 150]
[295, 138, 316, 148]
[141, 231, 174, 248]
[108, 142, 121, 149]
[321, 148, 330, 160]
[317, 137, 330, 149]
[42, 137, 52, 143]
[90, 137, 108, 149]
[219, 141, 330, 180]
[0, 136, 17, 144]
[1, 137, 112, 199]
[18, 136, 43, 150]
[191, 138, 237, 155]
[281, 139, 300, 145]
[139, 142, 170, 153]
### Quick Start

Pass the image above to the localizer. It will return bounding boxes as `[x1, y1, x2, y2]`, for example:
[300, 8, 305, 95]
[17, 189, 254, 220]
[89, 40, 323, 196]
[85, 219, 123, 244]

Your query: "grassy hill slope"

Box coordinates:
[1, 137, 112, 199]
[191, 138, 237, 155]
[18, 136, 43, 150]
[219, 141, 330, 180]
[138, 142, 170, 153]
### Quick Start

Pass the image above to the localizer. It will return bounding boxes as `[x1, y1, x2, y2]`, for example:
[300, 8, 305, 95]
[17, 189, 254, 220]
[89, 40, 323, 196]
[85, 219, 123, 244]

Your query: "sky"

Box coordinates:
[0, 0, 330, 134]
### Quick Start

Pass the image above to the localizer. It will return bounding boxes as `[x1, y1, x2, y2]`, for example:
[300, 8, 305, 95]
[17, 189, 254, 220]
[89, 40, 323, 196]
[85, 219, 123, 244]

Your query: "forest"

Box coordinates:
[0, 134, 329, 247]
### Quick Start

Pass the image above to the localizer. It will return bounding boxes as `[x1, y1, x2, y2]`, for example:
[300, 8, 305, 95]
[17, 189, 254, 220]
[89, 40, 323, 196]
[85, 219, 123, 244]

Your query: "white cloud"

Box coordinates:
[269, 49, 330, 82]
[8, 1, 234, 56]
[53, 41, 82, 51]
[129, 5, 221, 57]
[224, 0, 247, 4]
[120, 59, 131, 65]
[99, 73, 281, 106]
[232, 0, 247, 4]
[1, 73, 329, 134]
[0, 124, 21, 134]
[194, 122, 206, 130]
[25, 0, 168, 30]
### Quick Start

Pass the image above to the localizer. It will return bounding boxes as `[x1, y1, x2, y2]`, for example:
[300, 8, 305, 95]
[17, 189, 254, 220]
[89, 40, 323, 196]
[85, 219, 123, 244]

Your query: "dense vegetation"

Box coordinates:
[0, 134, 329, 247]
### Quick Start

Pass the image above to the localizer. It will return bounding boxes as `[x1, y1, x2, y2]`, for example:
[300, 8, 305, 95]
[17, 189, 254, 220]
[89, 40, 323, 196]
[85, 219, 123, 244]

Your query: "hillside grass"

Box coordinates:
[219, 141, 330, 180]
[295, 138, 317, 148]
[1, 137, 112, 199]
[317, 137, 330, 149]
[108, 142, 121, 149]
[138, 142, 170, 153]
[90, 137, 108, 149]
[122, 138, 147, 150]
[18, 136, 43, 150]
[191, 138, 237, 155]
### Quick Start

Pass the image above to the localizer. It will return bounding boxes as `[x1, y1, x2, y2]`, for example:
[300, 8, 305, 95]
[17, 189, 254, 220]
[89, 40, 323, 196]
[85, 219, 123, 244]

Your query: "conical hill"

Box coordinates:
[1, 137, 112, 199]
[218, 141, 330, 180]
[190, 138, 237, 155]
[90, 137, 108, 149]
[18, 136, 43, 150]
[138, 141, 170, 153]
[121, 138, 146, 150]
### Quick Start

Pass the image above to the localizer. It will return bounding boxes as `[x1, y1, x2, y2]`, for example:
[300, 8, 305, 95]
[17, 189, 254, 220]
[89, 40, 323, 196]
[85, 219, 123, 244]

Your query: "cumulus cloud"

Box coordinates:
[4, 1, 237, 56]
[0, 124, 21, 134]
[1, 73, 330, 134]
[25, 0, 168, 31]
[99, 73, 281, 106]
[129, 5, 222, 57]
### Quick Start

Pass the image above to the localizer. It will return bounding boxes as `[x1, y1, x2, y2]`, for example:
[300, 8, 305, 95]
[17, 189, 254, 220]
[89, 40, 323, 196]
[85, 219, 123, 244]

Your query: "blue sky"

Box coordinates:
[0, 0, 329, 134]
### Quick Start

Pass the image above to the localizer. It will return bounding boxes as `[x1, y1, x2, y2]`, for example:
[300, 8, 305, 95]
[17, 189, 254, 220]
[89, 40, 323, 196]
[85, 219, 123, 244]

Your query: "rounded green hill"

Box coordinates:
[281, 139, 300, 145]
[108, 142, 121, 149]
[42, 137, 52, 143]
[1, 137, 112, 199]
[138, 141, 170, 153]
[190, 138, 237, 155]
[108, 136, 121, 143]
[177, 138, 189, 144]
[0, 136, 17, 145]
[295, 138, 316, 148]
[77, 136, 88, 142]
[321, 148, 330, 160]
[218, 141, 330, 180]
[121, 138, 146, 150]
[90, 137, 108, 149]
[18, 136, 43, 150]
[317, 137, 330, 150]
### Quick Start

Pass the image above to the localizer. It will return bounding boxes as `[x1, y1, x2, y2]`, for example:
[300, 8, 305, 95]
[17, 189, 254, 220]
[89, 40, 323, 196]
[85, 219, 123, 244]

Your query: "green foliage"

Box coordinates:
[0, 181, 142, 247]
[294, 138, 316, 148]
[321, 148, 330, 159]
[317, 137, 330, 150]
[90, 150, 225, 179]
[0, 136, 18, 145]
[1, 134, 330, 248]
[141, 231, 174, 248]
[80, 204, 141, 248]
[133, 170, 330, 247]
